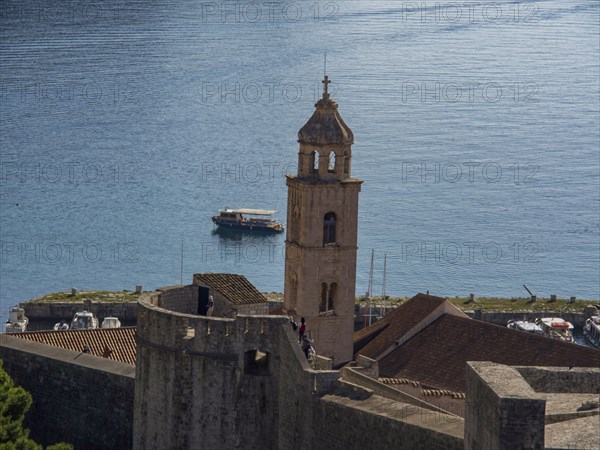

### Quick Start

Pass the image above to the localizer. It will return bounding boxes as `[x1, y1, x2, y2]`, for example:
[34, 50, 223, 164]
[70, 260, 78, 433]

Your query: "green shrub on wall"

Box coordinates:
[0, 360, 72, 450]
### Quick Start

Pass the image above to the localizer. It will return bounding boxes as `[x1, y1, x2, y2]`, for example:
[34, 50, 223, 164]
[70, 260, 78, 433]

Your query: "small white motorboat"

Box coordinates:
[583, 315, 600, 349]
[507, 319, 544, 335]
[535, 317, 575, 342]
[70, 311, 99, 330]
[5, 307, 28, 333]
[101, 317, 122, 329]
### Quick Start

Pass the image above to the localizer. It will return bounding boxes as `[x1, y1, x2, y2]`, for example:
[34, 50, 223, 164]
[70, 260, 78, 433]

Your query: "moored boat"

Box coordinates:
[535, 317, 575, 342]
[507, 319, 544, 335]
[583, 315, 600, 349]
[101, 317, 122, 329]
[53, 320, 69, 331]
[5, 307, 28, 333]
[70, 310, 99, 330]
[211, 208, 284, 233]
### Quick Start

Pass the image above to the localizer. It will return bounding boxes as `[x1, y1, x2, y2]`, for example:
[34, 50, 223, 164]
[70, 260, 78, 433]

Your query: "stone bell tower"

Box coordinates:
[283, 75, 362, 365]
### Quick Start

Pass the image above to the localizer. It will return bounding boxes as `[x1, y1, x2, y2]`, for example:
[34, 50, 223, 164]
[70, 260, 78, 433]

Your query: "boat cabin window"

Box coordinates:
[323, 212, 336, 246]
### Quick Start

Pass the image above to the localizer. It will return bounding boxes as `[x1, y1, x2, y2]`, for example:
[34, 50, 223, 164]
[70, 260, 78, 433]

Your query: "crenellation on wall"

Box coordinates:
[155, 284, 199, 314]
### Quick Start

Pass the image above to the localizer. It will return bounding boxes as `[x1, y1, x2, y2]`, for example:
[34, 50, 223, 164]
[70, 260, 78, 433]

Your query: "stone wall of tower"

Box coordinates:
[284, 178, 361, 364]
[284, 83, 362, 366]
[133, 287, 288, 450]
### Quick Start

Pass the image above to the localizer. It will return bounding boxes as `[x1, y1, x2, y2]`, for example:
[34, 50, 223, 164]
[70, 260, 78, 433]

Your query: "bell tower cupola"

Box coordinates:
[296, 75, 354, 181]
[284, 74, 362, 365]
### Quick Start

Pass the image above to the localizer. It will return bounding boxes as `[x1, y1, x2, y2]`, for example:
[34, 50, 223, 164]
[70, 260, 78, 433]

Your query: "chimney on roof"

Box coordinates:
[71, 288, 77, 296]
[569, 296, 576, 304]
[135, 284, 142, 294]
[549, 294, 557, 302]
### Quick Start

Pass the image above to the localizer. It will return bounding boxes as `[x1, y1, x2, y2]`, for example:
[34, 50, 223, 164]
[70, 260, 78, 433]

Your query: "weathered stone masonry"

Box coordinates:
[133, 285, 464, 450]
[0, 335, 134, 450]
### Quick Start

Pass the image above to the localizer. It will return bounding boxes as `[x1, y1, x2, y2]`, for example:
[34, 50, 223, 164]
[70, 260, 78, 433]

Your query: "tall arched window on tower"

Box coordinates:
[320, 282, 336, 315]
[323, 212, 336, 246]
[312, 150, 318, 175]
[328, 283, 337, 311]
[320, 283, 328, 312]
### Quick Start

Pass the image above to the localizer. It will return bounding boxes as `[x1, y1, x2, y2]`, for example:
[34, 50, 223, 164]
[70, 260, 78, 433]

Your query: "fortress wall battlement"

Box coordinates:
[138, 289, 287, 355]
[154, 284, 199, 314]
[134, 286, 290, 450]
[135, 285, 467, 450]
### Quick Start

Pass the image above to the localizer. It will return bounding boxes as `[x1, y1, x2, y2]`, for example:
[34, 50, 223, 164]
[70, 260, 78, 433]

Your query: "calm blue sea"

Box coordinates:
[1, 0, 599, 323]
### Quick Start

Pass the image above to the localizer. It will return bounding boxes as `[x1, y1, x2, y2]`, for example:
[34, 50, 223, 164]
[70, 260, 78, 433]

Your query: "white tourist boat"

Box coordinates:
[5, 307, 29, 333]
[101, 317, 122, 329]
[506, 320, 544, 335]
[535, 317, 575, 342]
[70, 311, 99, 330]
[583, 315, 600, 349]
[211, 208, 284, 233]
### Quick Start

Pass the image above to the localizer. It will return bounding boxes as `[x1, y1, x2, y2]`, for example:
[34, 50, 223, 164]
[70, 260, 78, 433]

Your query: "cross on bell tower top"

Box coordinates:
[322, 75, 331, 99]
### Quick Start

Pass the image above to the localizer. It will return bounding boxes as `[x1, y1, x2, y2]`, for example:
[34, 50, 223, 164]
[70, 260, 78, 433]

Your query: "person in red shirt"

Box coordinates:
[298, 317, 306, 342]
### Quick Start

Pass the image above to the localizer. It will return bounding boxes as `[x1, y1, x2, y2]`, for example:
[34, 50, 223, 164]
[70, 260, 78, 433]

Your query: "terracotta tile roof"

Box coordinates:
[12, 327, 137, 365]
[193, 273, 267, 305]
[354, 293, 448, 359]
[378, 314, 600, 392]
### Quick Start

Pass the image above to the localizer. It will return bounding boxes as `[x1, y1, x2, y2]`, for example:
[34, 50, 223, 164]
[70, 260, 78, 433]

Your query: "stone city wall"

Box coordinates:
[515, 366, 600, 393]
[465, 362, 546, 450]
[0, 335, 135, 450]
[134, 290, 289, 450]
[136, 287, 465, 450]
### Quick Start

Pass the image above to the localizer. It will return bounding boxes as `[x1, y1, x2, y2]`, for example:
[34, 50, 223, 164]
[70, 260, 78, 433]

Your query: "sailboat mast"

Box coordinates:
[368, 249, 374, 326]
[380, 252, 387, 317]
[180, 241, 184, 285]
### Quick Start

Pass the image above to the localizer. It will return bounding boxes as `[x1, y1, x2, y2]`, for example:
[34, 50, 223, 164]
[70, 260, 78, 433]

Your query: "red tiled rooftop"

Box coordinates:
[354, 293, 448, 359]
[12, 327, 137, 365]
[379, 314, 600, 392]
[193, 273, 267, 305]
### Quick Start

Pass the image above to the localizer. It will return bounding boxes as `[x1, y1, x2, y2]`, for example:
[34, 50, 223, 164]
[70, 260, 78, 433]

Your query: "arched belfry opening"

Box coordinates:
[328, 152, 336, 173]
[283, 71, 363, 365]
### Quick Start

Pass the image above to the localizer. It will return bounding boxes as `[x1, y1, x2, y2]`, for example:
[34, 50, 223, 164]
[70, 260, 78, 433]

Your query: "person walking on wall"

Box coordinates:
[302, 336, 313, 360]
[298, 317, 306, 342]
